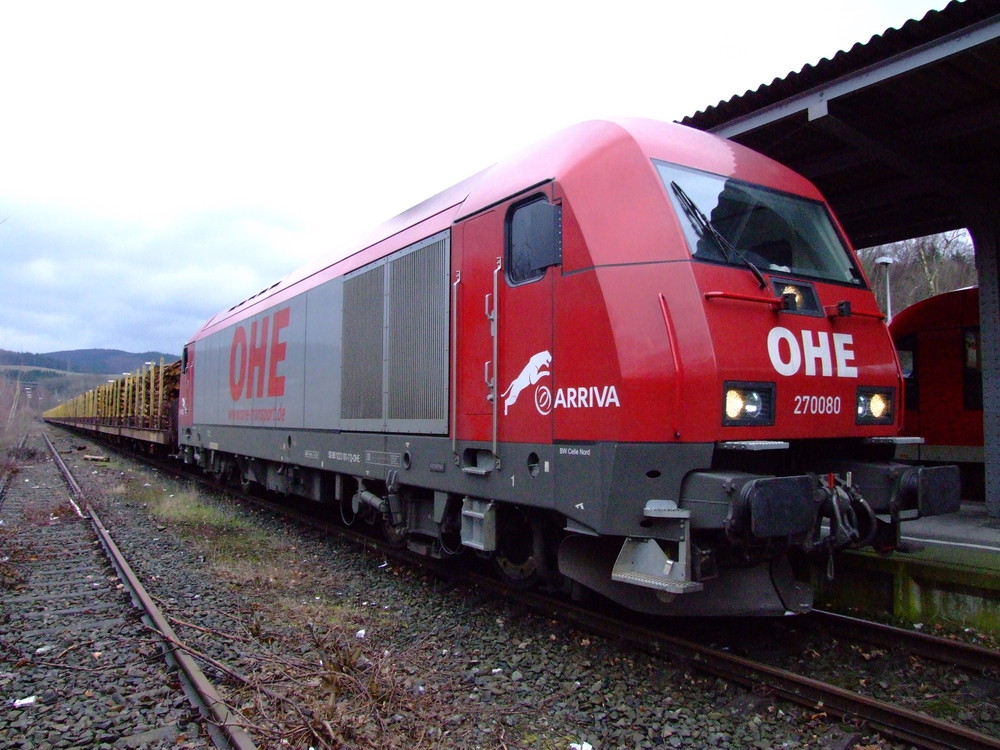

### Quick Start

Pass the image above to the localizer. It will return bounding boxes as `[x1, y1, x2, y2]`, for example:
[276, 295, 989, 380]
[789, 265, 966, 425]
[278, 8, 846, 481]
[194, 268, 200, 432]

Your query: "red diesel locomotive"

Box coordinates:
[59, 119, 962, 616]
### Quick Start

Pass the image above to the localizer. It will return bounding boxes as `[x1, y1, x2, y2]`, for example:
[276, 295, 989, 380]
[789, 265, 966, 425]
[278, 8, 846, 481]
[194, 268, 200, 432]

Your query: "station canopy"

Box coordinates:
[681, 0, 1000, 249]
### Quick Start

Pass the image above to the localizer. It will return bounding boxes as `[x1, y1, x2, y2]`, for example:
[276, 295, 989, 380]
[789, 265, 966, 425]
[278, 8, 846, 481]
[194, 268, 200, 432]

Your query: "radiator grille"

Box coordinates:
[388, 238, 448, 420]
[341, 266, 384, 420]
[341, 230, 449, 433]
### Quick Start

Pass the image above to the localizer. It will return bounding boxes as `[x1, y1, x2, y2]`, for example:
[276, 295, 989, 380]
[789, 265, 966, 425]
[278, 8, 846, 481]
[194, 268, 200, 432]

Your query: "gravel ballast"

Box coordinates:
[0, 439, 210, 750]
[5, 428, 922, 749]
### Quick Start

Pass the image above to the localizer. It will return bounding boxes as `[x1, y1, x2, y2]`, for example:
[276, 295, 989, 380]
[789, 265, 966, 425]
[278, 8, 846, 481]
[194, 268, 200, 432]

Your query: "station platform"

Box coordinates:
[818, 503, 1000, 635]
[901, 501, 1000, 554]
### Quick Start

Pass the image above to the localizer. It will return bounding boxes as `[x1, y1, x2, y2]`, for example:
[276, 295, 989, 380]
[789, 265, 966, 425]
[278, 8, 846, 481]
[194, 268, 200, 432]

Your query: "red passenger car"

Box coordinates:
[176, 119, 959, 615]
[891, 286, 984, 500]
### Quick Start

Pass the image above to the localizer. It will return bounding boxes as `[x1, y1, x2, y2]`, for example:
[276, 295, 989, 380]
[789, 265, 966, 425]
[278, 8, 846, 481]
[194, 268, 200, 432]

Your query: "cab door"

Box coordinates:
[453, 188, 562, 459]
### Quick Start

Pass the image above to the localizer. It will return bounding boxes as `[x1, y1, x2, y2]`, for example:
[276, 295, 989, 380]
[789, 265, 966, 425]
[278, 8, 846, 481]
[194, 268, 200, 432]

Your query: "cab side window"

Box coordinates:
[964, 327, 983, 411]
[896, 334, 917, 411]
[506, 197, 562, 285]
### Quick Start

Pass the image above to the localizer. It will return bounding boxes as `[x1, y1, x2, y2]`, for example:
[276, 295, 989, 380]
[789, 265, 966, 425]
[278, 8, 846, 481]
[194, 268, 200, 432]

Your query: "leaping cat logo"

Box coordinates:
[501, 350, 551, 415]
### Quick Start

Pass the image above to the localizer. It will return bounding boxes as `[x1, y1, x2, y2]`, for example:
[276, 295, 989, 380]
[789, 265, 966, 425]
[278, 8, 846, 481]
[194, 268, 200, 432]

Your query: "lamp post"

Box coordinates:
[875, 256, 895, 323]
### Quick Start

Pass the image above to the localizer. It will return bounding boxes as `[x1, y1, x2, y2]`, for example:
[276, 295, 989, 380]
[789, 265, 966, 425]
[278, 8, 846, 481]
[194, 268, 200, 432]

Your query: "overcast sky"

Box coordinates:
[0, 1, 952, 356]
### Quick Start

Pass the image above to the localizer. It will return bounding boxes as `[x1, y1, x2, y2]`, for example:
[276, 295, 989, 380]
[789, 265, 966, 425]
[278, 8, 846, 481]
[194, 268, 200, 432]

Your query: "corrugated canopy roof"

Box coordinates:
[681, 0, 1000, 248]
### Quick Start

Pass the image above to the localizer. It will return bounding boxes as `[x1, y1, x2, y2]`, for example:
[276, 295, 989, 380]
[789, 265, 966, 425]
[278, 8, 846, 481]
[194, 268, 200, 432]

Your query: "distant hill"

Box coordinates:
[0, 348, 179, 375]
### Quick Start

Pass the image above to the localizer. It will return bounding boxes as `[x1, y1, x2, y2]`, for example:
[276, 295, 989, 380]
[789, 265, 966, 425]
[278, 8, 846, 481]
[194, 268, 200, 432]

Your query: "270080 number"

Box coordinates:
[793, 395, 842, 415]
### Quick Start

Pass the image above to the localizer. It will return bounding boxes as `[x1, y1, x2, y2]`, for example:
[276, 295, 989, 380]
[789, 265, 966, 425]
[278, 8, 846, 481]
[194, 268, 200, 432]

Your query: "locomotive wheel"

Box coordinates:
[211, 463, 232, 487]
[493, 508, 540, 589]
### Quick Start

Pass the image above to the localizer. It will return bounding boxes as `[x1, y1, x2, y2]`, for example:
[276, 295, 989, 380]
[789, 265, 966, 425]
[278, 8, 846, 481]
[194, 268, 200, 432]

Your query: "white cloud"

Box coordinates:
[0, 0, 951, 353]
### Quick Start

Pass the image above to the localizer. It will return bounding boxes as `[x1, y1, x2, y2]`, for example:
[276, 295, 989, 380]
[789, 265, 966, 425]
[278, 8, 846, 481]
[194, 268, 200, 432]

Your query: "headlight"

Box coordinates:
[770, 279, 819, 314]
[723, 382, 775, 426]
[856, 387, 895, 425]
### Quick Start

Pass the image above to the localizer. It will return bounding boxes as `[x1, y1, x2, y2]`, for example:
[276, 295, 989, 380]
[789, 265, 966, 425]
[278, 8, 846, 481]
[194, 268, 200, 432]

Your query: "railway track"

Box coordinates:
[181, 485, 1000, 750]
[0, 432, 253, 750]
[399, 566, 998, 750]
[810, 609, 1000, 676]
[45, 423, 1000, 749]
[584, 606, 1000, 750]
[227, 487, 1000, 750]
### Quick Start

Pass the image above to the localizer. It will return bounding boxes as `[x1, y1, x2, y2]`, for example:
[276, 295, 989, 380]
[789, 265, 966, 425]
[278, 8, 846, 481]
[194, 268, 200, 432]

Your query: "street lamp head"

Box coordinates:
[875, 256, 895, 267]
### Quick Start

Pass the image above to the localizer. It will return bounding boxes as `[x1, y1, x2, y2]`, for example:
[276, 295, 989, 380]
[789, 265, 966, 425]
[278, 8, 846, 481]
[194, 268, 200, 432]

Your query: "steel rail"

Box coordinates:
[812, 609, 1000, 675]
[520, 592, 1000, 750]
[40, 430, 257, 750]
[89, 508, 258, 750]
[42, 431, 84, 501]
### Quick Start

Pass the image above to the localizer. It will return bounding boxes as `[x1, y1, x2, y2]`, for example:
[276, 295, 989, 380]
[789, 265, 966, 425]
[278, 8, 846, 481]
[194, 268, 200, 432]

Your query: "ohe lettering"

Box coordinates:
[767, 327, 857, 378]
[229, 307, 291, 401]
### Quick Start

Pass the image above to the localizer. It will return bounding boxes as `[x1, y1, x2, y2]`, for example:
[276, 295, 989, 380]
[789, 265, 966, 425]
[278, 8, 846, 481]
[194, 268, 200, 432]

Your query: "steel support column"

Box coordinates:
[968, 209, 1000, 517]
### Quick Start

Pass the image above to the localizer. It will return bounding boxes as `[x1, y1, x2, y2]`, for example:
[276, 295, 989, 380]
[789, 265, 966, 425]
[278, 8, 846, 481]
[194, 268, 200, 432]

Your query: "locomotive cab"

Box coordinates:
[547, 122, 960, 615]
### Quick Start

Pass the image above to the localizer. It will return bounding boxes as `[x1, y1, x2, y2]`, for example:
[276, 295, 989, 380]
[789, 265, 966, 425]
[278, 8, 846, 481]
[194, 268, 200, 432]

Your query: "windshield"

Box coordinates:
[656, 161, 863, 286]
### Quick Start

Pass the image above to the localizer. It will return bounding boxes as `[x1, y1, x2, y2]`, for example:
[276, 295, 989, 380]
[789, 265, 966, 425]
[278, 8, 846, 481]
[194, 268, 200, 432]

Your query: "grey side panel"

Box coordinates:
[270, 296, 307, 429]
[190, 339, 205, 426]
[282, 295, 311, 429]
[194, 333, 223, 425]
[303, 279, 344, 430]
[191, 296, 311, 431]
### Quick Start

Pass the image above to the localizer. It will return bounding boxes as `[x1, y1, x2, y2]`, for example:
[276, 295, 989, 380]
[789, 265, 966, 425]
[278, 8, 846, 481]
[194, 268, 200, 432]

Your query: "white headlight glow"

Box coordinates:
[723, 383, 774, 426]
[856, 387, 894, 425]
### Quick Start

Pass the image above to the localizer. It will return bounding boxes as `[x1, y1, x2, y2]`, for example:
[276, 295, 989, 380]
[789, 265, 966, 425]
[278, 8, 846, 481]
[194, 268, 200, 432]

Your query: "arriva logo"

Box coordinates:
[503, 351, 621, 416]
[501, 351, 551, 415]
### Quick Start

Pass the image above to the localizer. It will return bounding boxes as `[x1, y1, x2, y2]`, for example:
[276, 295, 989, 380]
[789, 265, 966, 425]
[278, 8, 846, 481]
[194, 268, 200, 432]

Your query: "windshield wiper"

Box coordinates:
[670, 181, 767, 289]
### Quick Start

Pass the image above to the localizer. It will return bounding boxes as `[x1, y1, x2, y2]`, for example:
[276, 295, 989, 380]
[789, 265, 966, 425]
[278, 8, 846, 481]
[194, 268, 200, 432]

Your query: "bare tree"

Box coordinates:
[857, 230, 978, 318]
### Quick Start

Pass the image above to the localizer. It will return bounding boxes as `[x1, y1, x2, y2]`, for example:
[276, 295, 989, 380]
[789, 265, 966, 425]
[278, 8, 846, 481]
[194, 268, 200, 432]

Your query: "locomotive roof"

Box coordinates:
[191, 118, 822, 341]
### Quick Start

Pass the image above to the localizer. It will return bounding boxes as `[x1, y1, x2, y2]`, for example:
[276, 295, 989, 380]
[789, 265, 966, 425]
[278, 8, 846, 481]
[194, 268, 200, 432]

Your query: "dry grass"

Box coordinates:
[0, 378, 33, 454]
[112, 475, 357, 619]
[124, 483, 245, 528]
[103, 470, 520, 748]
